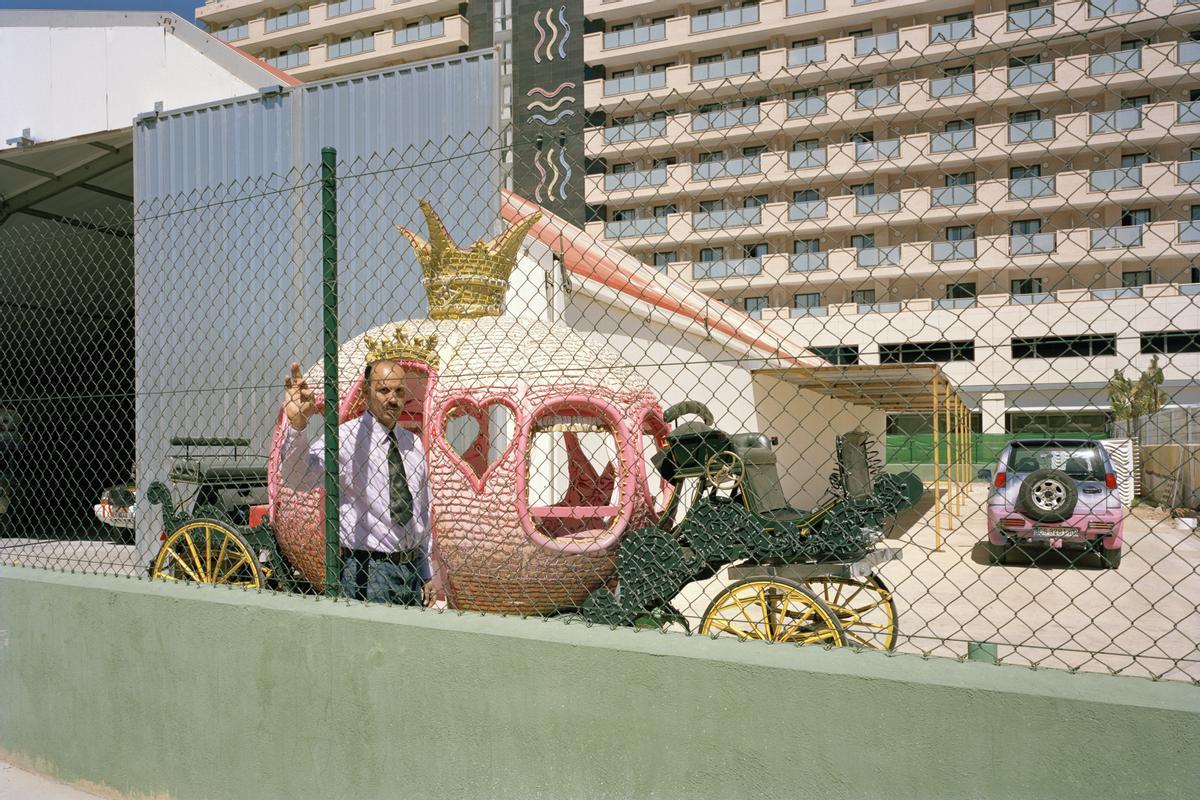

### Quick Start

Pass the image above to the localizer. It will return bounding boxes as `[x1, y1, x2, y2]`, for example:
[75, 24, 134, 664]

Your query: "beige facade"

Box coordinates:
[196, 0, 469, 80]
[584, 0, 1200, 425]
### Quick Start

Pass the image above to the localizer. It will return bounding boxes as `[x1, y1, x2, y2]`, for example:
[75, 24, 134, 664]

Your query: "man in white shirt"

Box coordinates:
[280, 360, 435, 606]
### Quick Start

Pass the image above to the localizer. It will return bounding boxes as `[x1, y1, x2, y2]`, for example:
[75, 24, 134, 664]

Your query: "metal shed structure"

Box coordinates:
[129, 51, 502, 558]
[0, 10, 293, 541]
[760, 364, 973, 548]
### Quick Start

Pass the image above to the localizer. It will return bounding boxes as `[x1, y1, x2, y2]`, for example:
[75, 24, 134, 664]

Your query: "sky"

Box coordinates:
[0, 1, 198, 23]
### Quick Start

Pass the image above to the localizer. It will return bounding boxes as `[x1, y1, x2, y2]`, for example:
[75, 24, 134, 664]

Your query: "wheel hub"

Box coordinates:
[1032, 478, 1067, 511]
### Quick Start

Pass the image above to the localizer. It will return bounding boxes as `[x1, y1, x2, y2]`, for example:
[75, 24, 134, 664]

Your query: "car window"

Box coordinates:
[1005, 443, 1106, 480]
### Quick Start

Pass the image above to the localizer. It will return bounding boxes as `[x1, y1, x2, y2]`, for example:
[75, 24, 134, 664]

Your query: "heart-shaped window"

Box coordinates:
[440, 399, 516, 483]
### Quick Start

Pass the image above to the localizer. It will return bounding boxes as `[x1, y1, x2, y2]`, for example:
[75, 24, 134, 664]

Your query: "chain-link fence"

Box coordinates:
[4, 5, 1200, 683]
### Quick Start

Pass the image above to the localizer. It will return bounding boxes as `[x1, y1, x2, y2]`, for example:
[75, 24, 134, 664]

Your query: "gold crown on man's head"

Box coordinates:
[396, 199, 541, 320]
[363, 327, 440, 370]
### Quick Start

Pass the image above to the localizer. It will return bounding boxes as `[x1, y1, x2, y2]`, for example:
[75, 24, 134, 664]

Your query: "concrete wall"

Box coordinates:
[1142, 443, 1200, 508]
[1, 567, 1197, 800]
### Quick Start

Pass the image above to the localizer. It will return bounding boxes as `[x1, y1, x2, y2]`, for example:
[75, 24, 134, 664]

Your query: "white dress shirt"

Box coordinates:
[280, 412, 432, 573]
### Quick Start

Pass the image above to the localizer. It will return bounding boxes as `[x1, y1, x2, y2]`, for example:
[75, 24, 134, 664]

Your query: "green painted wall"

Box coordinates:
[1, 566, 1198, 800]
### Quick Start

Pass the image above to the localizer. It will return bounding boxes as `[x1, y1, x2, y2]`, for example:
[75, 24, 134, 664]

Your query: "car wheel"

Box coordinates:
[1016, 468, 1078, 524]
[986, 541, 1010, 565]
[1097, 546, 1122, 570]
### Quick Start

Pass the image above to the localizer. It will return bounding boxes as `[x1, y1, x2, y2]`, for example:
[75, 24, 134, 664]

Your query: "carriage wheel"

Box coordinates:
[700, 578, 846, 646]
[150, 519, 265, 589]
[804, 574, 899, 651]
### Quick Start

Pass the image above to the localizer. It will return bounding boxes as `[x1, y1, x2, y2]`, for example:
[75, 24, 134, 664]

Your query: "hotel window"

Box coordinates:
[743, 296, 769, 315]
[1122, 270, 1151, 287]
[851, 289, 877, 304]
[1120, 208, 1151, 226]
[1012, 277, 1043, 294]
[794, 292, 822, 308]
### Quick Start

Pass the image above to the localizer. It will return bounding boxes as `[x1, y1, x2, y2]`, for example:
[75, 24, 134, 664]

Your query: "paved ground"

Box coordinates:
[4, 484, 1199, 681]
[0, 760, 106, 799]
[669, 484, 1200, 681]
[881, 486, 1200, 680]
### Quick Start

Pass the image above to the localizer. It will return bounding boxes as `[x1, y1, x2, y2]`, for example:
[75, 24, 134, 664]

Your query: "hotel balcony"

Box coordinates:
[587, 116, 1200, 211]
[585, 36, 1192, 123]
[275, 14, 468, 80]
[749, 282, 1200, 386]
[582, 0, 1195, 69]
[198, 0, 461, 52]
[602, 221, 1200, 293]
[587, 95, 1195, 182]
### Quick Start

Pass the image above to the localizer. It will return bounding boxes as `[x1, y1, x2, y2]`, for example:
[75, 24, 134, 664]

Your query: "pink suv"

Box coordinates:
[982, 439, 1125, 569]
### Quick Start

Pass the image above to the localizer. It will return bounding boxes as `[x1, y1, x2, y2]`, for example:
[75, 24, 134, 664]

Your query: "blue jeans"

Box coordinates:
[340, 552, 424, 606]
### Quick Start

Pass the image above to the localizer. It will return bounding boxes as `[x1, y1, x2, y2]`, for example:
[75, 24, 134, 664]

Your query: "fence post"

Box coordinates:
[321, 146, 340, 597]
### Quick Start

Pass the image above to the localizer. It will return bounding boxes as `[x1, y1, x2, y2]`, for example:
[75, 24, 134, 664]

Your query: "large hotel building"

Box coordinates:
[198, 0, 1200, 436]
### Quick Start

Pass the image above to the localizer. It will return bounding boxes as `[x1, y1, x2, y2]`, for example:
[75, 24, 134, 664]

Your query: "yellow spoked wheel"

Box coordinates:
[804, 574, 899, 651]
[700, 578, 846, 646]
[151, 519, 265, 589]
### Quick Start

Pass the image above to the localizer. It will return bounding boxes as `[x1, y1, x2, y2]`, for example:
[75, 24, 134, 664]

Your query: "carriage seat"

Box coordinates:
[732, 435, 809, 523]
[730, 432, 771, 455]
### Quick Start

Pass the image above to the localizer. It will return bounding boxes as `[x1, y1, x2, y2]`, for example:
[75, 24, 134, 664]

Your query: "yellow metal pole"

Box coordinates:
[932, 378, 942, 552]
[961, 401, 968, 514]
[944, 381, 954, 528]
[956, 399, 964, 517]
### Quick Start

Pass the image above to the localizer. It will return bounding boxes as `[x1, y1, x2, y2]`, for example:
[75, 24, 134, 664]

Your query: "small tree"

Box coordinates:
[1107, 355, 1167, 421]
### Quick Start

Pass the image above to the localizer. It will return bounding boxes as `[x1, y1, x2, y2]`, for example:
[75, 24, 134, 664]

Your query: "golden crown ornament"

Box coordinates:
[396, 199, 541, 320]
[363, 327, 440, 369]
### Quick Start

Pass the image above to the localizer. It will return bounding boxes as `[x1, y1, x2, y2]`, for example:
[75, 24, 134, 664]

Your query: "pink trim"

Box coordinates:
[530, 505, 619, 519]
[515, 395, 638, 554]
[431, 393, 522, 493]
[636, 406, 675, 520]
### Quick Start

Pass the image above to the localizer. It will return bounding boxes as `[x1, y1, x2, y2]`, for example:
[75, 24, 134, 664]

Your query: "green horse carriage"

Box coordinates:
[144, 408, 922, 651]
[145, 437, 310, 593]
[579, 400, 924, 650]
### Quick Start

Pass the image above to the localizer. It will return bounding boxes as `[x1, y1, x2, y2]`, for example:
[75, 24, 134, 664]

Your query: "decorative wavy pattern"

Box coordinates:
[557, 6, 570, 59]
[544, 9, 558, 62]
[527, 81, 575, 98]
[532, 10, 546, 64]
[557, 146, 571, 201]
[527, 96, 575, 113]
[528, 109, 576, 126]
[532, 145, 573, 203]
[532, 150, 548, 203]
[546, 146, 561, 199]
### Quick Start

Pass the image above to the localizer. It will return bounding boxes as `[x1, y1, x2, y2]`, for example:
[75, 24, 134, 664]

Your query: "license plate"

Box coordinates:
[1032, 526, 1080, 539]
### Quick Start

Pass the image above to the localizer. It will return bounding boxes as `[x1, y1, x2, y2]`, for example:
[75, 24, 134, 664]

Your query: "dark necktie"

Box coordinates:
[387, 433, 414, 527]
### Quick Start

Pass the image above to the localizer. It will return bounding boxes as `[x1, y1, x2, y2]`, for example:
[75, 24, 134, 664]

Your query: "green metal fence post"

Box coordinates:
[321, 146, 340, 597]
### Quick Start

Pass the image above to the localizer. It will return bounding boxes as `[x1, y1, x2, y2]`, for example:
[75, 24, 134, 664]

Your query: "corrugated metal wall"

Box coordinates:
[130, 52, 500, 559]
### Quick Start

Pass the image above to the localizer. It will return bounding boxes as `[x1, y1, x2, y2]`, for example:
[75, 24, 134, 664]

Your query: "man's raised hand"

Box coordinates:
[284, 362, 318, 430]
